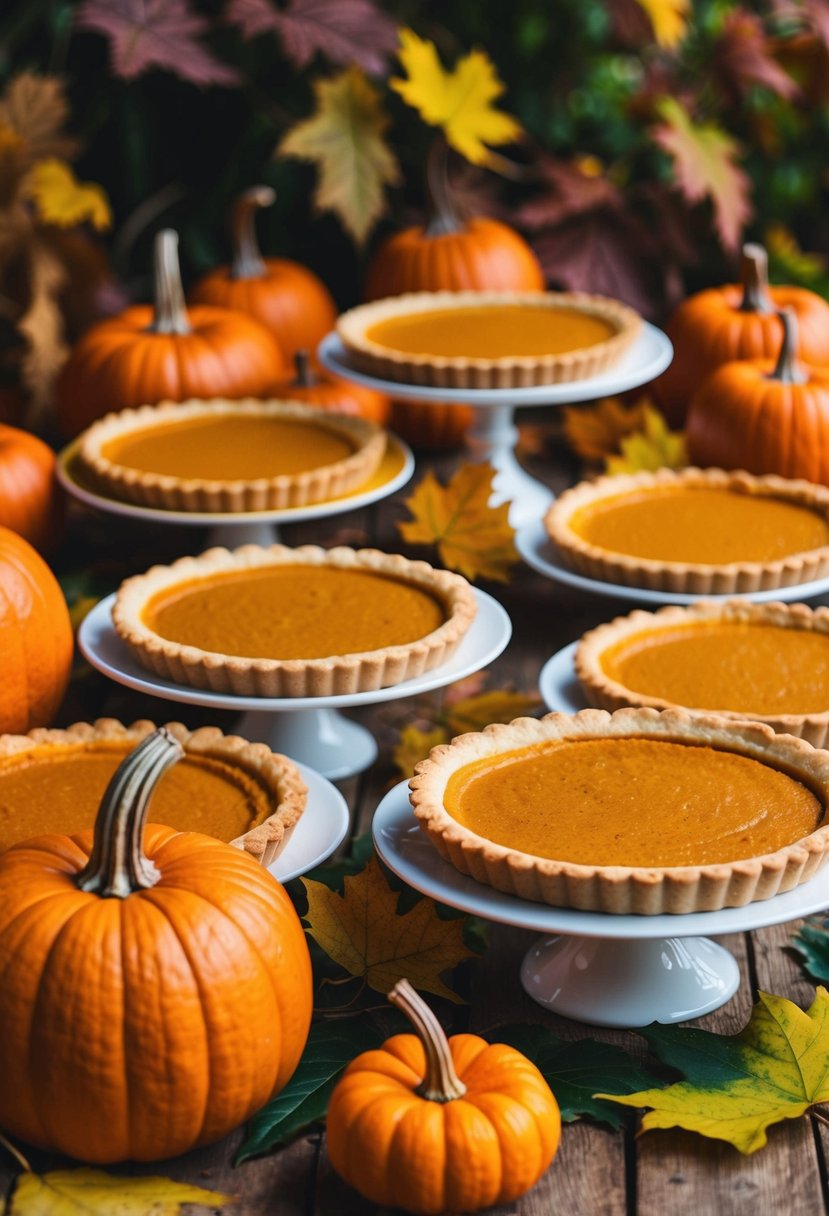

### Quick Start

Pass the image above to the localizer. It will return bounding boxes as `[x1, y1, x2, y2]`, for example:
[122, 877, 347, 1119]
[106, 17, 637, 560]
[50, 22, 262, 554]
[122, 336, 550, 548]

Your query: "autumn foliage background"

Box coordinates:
[2, 0, 829, 417]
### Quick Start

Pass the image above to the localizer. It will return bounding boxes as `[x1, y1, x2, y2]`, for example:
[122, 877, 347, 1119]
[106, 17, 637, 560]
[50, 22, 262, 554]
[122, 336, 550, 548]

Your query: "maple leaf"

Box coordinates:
[633, 0, 690, 48]
[75, 0, 239, 87]
[605, 404, 687, 474]
[302, 856, 475, 1003]
[651, 97, 752, 250]
[225, 0, 398, 75]
[391, 29, 521, 166]
[443, 689, 540, 737]
[0, 74, 76, 167]
[17, 239, 67, 425]
[279, 66, 400, 244]
[563, 397, 650, 464]
[25, 159, 111, 231]
[713, 8, 799, 102]
[392, 724, 448, 781]
[8, 1167, 234, 1214]
[398, 462, 517, 583]
[515, 154, 622, 231]
[598, 987, 829, 1154]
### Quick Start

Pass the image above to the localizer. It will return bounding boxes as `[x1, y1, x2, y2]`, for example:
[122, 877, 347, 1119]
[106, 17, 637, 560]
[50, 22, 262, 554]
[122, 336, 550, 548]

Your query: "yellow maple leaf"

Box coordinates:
[8, 1167, 234, 1215]
[25, 158, 111, 230]
[398, 462, 517, 583]
[302, 856, 474, 1002]
[444, 689, 540, 737]
[279, 66, 400, 245]
[391, 28, 521, 165]
[605, 404, 687, 475]
[392, 723, 448, 781]
[634, 0, 690, 48]
[563, 397, 649, 464]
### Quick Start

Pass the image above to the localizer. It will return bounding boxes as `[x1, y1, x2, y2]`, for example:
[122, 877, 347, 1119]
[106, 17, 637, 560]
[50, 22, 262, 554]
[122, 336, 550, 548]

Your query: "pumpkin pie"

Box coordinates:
[544, 467, 829, 594]
[337, 291, 641, 388]
[0, 718, 306, 866]
[76, 398, 387, 511]
[113, 543, 477, 697]
[575, 600, 829, 747]
[410, 708, 829, 914]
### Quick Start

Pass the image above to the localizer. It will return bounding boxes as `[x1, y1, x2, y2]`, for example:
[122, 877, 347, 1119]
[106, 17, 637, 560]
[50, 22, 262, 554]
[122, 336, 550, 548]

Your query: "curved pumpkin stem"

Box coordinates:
[231, 186, 274, 280]
[293, 349, 316, 387]
[76, 728, 184, 899]
[739, 243, 773, 314]
[388, 979, 467, 1103]
[770, 308, 807, 385]
[424, 137, 465, 238]
[150, 230, 191, 335]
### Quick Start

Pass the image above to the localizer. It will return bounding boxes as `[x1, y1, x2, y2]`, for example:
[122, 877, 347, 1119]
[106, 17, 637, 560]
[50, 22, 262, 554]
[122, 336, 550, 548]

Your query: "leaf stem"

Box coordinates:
[0, 1131, 31, 1174]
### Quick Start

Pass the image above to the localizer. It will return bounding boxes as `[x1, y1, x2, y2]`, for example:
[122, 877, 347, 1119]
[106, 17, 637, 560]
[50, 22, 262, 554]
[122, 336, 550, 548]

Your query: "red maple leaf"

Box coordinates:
[75, 0, 239, 87]
[514, 156, 622, 231]
[226, 0, 399, 75]
[713, 8, 800, 102]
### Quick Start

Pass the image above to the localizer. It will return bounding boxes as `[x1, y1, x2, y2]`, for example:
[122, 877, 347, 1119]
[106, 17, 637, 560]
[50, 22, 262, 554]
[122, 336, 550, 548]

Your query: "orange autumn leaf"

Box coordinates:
[392, 723, 448, 781]
[563, 397, 649, 464]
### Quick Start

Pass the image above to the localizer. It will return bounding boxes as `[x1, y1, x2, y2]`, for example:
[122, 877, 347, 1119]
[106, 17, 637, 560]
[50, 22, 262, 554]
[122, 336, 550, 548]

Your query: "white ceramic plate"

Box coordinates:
[272, 761, 350, 882]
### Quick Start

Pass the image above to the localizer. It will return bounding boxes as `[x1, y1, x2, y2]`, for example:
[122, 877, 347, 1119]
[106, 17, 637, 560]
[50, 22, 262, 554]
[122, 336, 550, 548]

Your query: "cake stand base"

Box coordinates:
[236, 707, 377, 781]
[520, 934, 741, 1028]
[466, 404, 553, 525]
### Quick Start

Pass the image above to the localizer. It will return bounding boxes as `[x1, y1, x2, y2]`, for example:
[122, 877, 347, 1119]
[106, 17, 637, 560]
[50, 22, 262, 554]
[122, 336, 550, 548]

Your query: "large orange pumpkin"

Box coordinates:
[56, 230, 286, 438]
[0, 728, 313, 1164]
[272, 350, 390, 425]
[0, 424, 63, 552]
[189, 186, 337, 362]
[0, 525, 72, 733]
[654, 243, 829, 426]
[687, 309, 829, 484]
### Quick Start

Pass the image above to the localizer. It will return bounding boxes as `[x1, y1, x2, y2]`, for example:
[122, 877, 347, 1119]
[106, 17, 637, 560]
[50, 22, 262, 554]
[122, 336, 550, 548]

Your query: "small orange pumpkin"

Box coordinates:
[0, 424, 63, 552]
[654, 243, 829, 426]
[56, 230, 286, 438]
[272, 350, 390, 425]
[0, 728, 313, 1164]
[189, 186, 337, 362]
[327, 979, 560, 1215]
[687, 309, 829, 484]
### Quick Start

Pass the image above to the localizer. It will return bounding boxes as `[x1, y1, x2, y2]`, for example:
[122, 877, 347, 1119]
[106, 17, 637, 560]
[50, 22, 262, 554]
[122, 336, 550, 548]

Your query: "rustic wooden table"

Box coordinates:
[2, 428, 827, 1215]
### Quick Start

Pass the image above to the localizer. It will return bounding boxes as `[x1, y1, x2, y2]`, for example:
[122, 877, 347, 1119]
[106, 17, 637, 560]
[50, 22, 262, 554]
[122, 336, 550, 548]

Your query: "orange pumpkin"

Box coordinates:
[0, 525, 72, 733]
[0, 424, 63, 552]
[273, 350, 390, 425]
[0, 728, 313, 1164]
[189, 186, 337, 362]
[56, 230, 286, 438]
[654, 243, 829, 426]
[687, 309, 829, 484]
[327, 980, 560, 1215]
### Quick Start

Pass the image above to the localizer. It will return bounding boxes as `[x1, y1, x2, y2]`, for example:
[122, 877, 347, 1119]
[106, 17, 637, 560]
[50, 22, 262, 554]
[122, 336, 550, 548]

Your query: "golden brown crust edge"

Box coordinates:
[113, 544, 478, 697]
[408, 707, 829, 915]
[575, 600, 829, 749]
[544, 467, 829, 593]
[1, 717, 307, 868]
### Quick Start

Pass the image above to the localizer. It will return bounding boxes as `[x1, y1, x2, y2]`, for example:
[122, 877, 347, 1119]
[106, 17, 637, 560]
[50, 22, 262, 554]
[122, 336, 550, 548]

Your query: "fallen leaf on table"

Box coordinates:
[398, 462, 517, 583]
[563, 397, 649, 464]
[8, 1168, 234, 1215]
[791, 917, 829, 985]
[303, 856, 475, 1002]
[226, 0, 398, 75]
[605, 404, 686, 474]
[597, 987, 829, 1153]
[443, 688, 540, 736]
[633, 0, 690, 48]
[392, 723, 448, 780]
[25, 158, 111, 230]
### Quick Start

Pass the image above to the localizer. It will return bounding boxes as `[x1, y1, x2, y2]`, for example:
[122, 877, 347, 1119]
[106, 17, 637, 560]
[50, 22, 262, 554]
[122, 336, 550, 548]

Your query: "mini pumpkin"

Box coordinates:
[0, 423, 63, 552]
[686, 309, 829, 484]
[189, 186, 337, 362]
[327, 979, 560, 1215]
[654, 243, 829, 426]
[56, 229, 286, 438]
[272, 350, 390, 425]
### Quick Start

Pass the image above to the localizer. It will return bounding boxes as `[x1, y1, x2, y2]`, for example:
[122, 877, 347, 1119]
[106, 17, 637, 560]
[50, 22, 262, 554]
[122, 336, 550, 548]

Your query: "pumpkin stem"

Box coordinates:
[770, 308, 807, 385]
[231, 186, 274, 279]
[739, 243, 773, 313]
[151, 230, 191, 335]
[76, 728, 184, 899]
[293, 349, 315, 387]
[388, 979, 467, 1103]
[424, 137, 465, 238]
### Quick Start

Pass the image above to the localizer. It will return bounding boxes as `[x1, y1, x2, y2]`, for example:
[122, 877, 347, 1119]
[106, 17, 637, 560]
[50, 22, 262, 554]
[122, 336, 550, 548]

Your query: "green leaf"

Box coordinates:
[494, 1023, 663, 1128]
[791, 917, 829, 984]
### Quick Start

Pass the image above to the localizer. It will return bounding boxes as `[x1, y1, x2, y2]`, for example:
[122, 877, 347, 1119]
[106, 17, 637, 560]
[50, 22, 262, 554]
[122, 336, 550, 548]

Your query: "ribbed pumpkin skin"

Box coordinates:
[0, 526, 72, 733]
[271, 370, 390, 425]
[687, 358, 829, 484]
[0, 824, 312, 1163]
[0, 425, 63, 552]
[55, 304, 287, 438]
[326, 1031, 560, 1214]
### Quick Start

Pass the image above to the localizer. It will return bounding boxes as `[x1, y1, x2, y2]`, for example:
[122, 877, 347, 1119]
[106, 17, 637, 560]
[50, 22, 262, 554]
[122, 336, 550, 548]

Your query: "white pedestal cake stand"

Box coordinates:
[78, 589, 511, 782]
[57, 435, 415, 550]
[319, 327, 673, 528]
[373, 783, 829, 1028]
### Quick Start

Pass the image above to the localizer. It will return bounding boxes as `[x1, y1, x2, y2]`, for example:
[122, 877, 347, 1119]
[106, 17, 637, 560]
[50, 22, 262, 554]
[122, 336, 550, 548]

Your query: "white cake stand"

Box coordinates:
[373, 783, 829, 1027]
[57, 435, 415, 550]
[516, 519, 829, 605]
[270, 761, 350, 882]
[319, 327, 673, 528]
[78, 589, 511, 781]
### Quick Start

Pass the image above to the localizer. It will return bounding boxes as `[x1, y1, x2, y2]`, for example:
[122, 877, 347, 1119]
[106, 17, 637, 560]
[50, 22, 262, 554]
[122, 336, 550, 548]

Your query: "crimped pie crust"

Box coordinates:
[336, 291, 641, 389]
[76, 398, 387, 512]
[409, 707, 829, 915]
[113, 544, 478, 697]
[576, 600, 829, 748]
[0, 718, 307, 867]
[544, 467, 829, 593]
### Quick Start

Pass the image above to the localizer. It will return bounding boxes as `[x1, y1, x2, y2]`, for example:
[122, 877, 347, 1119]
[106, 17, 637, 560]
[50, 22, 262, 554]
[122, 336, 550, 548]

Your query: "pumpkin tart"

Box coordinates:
[114, 544, 477, 697]
[337, 291, 641, 388]
[544, 468, 829, 594]
[0, 718, 306, 866]
[576, 601, 829, 747]
[76, 399, 387, 511]
[410, 708, 829, 914]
